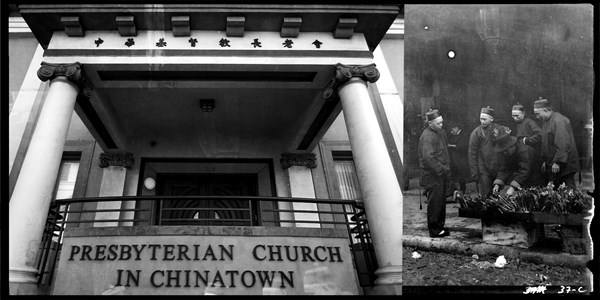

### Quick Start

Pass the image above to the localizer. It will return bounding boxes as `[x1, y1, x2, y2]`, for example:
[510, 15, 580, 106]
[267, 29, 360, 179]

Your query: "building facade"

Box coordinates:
[7, 4, 405, 295]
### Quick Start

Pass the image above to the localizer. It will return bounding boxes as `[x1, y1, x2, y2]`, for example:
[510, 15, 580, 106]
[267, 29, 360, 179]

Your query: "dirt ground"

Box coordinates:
[402, 246, 590, 288]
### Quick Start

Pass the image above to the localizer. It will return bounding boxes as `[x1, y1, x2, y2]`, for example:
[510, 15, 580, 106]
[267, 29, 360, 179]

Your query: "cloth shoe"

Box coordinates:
[430, 229, 450, 237]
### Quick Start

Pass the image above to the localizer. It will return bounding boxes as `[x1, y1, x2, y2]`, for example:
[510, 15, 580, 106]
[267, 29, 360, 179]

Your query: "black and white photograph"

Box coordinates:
[4, 2, 596, 296]
[402, 4, 595, 294]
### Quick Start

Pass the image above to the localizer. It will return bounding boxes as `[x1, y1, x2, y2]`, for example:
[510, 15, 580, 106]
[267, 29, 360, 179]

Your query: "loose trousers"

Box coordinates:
[426, 180, 447, 236]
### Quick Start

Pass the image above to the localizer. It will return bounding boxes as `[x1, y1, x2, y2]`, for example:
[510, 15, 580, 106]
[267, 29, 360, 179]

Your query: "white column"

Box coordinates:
[333, 64, 403, 292]
[9, 63, 84, 283]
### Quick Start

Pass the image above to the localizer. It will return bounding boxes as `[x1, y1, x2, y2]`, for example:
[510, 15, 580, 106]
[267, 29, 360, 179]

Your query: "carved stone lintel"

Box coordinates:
[99, 152, 134, 169]
[280, 153, 317, 169]
[323, 63, 380, 99]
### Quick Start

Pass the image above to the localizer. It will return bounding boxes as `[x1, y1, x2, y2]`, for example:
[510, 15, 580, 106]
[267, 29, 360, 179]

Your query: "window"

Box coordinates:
[319, 141, 364, 230]
[332, 151, 362, 200]
[53, 158, 80, 200]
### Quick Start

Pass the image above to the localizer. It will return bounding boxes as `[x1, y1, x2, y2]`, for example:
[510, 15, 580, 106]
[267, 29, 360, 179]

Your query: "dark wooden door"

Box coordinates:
[156, 174, 258, 226]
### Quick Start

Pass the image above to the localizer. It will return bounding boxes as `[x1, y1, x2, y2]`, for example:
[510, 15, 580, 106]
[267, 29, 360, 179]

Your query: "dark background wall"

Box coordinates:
[404, 4, 594, 171]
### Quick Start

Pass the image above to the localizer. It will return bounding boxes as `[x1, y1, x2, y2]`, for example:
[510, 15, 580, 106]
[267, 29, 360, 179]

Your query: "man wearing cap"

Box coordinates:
[534, 97, 580, 190]
[511, 102, 542, 151]
[468, 106, 505, 197]
[492, 126, 544, 196]
[418, 109, 451, 237]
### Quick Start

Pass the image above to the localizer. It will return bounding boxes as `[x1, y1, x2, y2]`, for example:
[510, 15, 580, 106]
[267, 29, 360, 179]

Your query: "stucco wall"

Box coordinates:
[8, 35, 38, 113]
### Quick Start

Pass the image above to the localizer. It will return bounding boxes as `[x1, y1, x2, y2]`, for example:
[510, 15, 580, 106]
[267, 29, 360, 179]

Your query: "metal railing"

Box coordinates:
[36, 196, 378, 289]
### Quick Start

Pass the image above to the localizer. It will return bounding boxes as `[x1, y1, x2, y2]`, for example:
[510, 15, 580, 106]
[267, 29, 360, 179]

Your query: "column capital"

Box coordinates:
[37, 62, 92, 95]
[99, 152, 134, 169]
[280, 152, 317, 169]
[323, 63, 380, 99]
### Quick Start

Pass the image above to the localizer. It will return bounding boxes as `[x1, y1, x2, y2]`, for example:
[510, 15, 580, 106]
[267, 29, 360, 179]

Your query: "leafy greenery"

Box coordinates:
[457, 183, 593, 214]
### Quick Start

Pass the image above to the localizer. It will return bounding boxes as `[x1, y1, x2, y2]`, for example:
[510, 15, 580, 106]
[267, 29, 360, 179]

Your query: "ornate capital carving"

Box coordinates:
[37, 62, 93, 97]
[280, 153, 317, 169]
[37, 62, 83, 84]
[99, 152, 134, 169]
[323, 63, 380, 99]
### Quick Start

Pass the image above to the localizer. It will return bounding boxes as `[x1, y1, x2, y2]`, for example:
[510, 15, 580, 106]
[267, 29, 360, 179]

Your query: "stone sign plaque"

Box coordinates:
[52, 226, 359, 295]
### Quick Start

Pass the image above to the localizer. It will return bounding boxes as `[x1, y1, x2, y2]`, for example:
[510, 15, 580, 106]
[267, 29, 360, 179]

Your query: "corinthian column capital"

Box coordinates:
[323, 63, 380, 99]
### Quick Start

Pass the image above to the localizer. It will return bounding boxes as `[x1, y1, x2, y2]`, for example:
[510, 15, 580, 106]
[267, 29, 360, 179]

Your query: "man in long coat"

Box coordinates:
[534, 98, 580, 190]
[511, 102, 542, 151]
[468, 106, 504, 197]
[491, 126, 544, 196]
[447, 124, 470, 195]
[419, 109, 450, 237]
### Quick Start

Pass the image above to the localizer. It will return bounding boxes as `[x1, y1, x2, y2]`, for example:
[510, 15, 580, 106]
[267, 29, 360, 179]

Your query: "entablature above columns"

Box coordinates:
[18, 4, 400, 51]
[43, 30, 372, 59]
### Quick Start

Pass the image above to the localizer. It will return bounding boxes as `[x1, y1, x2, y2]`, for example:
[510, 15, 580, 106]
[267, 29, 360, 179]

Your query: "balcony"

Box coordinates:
[37, 196, 378, 294]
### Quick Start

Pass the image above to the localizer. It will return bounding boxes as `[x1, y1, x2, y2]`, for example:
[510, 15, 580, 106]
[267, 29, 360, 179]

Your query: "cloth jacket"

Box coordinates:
[418, 126, 450, 187]
[516, 117, 541, 150]
[493, 142, 544, 189]
[468, 123, 503, 179]
[540, 112, 580, 179]
[448, 130, 470, 179]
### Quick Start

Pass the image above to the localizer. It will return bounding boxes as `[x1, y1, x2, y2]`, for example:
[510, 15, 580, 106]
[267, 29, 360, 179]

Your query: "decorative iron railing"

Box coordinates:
[36, 196, 378, 290]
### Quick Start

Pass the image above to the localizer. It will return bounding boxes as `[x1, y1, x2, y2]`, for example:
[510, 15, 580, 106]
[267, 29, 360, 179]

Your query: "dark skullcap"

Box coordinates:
[426, 109, 442, 121]
[534, 97, 551, 109]
[480, 106, 494, 117]
[512, 103, 524, 112]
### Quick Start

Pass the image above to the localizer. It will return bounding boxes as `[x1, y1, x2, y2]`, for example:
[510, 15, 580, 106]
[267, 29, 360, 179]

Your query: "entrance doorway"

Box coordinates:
[156, 173, 258, 226]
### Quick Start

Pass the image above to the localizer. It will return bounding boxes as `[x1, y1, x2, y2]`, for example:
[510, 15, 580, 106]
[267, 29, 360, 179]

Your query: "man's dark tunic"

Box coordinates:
[516, 117, 541, 150]
[540, 112, 580, 188]
[468, 123, 504, 196]
[494, 142, 544, 190]
[419, 126, 450, 236]
[448, 130, 470, 192]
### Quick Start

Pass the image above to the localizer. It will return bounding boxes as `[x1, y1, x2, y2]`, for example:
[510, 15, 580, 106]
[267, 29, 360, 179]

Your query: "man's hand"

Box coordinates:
[551, 163, 560, 174]
[541, 162, 546, 172]
[493, 184, 501, 194]
[506, 186, 516, 196]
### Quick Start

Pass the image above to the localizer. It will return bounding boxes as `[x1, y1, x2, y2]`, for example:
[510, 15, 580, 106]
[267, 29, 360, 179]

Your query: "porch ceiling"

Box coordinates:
[17, 4, 400, 155]
[78, 62, 338, 154]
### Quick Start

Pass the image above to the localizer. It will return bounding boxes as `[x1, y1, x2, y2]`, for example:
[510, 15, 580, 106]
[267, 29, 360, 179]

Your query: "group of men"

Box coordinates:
[418, 97, 580, 238]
